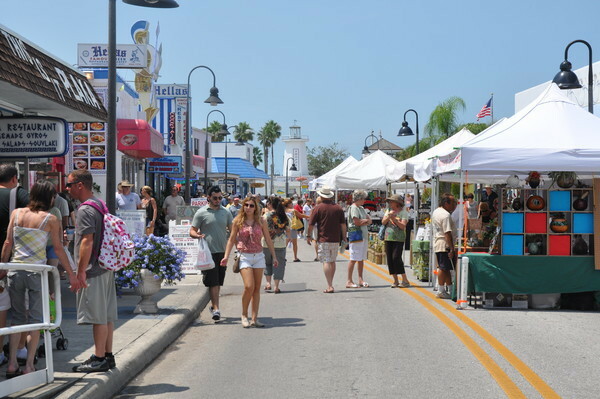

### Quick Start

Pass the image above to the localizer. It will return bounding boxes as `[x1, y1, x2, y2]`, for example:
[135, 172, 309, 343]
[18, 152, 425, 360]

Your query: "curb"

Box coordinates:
[53, 284, 209, 399]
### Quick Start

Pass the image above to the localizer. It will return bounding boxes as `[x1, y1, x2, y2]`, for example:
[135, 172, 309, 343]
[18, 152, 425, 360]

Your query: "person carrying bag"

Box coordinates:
[195, 238, 215, 271]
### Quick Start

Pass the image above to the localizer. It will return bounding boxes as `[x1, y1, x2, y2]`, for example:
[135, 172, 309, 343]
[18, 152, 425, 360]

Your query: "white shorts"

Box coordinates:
[239, 252, 266, 270]
[0, 289, 10, 311]
[349, 240, 368, 261]
[318, 242, 339, 263]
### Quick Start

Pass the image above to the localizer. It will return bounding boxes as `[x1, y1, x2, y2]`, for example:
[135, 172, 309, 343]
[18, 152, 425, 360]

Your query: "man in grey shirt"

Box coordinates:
[189, 186, 232, 322]
[68, 170, 117, 373]
[162, 186, 185, 224]
[228, 196, 242, 218]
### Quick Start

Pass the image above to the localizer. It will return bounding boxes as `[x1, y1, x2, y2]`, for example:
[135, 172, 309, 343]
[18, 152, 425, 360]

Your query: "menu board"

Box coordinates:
[168, 224, 199, 275]
[68, 122, 107, 175]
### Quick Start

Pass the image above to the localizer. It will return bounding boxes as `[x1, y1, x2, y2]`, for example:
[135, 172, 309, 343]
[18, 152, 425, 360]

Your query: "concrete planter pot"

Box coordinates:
[133, 268, 163, 314]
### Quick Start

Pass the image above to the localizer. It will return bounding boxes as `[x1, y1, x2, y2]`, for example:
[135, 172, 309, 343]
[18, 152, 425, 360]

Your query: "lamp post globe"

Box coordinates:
[552, 39, 593, 114]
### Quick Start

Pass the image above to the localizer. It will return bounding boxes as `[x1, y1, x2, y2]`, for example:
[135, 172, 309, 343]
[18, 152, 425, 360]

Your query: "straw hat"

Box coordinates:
[317, 186, 334, 199]
[120, 180, 134, 187]
[386, 194, 404, 203]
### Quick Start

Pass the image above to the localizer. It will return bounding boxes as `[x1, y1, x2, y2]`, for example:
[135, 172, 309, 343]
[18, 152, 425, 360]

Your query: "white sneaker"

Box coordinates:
[209, 306, 221, 321]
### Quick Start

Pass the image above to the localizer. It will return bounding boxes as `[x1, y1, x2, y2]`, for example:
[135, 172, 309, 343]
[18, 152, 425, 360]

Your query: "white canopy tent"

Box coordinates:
[453, 84, 600, 176]
[335, 150, 402, 190]
[309, 155, 358, 190]
[386, 127, 476, 183]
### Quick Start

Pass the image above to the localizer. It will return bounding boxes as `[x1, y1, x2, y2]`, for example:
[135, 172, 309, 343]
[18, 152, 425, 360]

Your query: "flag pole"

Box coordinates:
[490, 92, 494, 124]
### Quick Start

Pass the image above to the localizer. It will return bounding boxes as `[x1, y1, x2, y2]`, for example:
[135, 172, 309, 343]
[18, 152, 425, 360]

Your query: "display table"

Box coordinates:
[464, 253, 600, 294]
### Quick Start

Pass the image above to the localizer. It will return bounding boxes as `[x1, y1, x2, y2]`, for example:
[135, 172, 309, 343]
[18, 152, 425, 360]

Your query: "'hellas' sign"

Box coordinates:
[77, 43, 147, 69]
[0, 117, 68, 157]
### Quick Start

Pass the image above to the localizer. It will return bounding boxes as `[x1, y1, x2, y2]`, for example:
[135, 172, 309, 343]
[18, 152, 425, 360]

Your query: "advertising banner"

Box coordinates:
[77, 43, 147, 68]
[154, 84, 189, 98]
[116, 210, 146, 238]
[168, 224, 199, 275]
[146, 156, 182, 174]
[68, 122, 107, 175]
[0, 117, 68, 158]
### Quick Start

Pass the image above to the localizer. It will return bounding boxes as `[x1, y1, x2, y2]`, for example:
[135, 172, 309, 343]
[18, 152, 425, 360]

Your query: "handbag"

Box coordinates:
[348, 229, 363, 243]
[232, 253, 241, 273]
[291, 215, 303, 230]
[378, 224, 386, 240]
[195, 238, 215, 271]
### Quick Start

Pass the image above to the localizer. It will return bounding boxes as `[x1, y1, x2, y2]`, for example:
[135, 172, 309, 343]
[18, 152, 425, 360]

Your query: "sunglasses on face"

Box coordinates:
[244, 203, 255, 208]
[211, 196, 223, 201]
[66, 181, 79, 188]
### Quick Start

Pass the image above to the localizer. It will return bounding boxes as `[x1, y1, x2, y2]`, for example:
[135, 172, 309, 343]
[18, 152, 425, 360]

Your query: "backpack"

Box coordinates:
[82, 199, 135, 272]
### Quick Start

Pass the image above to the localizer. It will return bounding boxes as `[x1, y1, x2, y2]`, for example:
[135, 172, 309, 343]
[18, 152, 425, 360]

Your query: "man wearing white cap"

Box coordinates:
[115, 180, 141, 211]
[307, 186, 346, 294]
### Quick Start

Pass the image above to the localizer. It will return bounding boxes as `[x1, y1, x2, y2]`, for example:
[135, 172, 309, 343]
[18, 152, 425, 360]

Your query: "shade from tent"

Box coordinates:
[335, 150, 401, 190]
[309, 155, 358, 190]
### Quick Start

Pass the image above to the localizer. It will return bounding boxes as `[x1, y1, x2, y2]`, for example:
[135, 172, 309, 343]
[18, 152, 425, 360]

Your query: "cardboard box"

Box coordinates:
[512, 294, 529, 309]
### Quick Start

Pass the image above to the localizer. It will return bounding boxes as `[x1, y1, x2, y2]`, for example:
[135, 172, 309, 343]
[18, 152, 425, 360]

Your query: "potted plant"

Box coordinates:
[115, 234, 186, 314]
[548, 171, 577, 189]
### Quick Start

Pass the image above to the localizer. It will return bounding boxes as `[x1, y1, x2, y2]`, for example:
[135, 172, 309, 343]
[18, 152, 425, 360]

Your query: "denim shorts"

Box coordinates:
[239, 252, 266, 270]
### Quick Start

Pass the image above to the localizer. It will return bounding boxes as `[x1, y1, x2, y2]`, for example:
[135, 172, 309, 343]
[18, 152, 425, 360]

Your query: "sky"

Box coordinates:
[3, 0, 600, 173]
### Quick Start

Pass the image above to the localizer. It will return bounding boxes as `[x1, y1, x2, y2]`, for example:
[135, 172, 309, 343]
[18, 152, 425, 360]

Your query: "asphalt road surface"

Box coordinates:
[116, 242, 599, 398]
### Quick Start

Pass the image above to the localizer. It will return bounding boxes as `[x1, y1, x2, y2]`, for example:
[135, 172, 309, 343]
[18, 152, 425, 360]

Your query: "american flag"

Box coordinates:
[476, 97, 492, 120]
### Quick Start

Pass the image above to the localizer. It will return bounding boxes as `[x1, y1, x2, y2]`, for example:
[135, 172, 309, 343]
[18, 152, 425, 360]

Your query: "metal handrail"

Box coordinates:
[0, 263, 62, 397]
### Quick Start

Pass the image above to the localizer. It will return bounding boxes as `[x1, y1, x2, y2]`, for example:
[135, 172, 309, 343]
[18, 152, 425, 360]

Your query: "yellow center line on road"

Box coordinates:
[341, 253, 561, 399]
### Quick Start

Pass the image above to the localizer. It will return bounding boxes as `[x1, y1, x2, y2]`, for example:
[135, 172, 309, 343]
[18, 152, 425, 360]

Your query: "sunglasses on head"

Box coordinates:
[244, 203, 255, 208]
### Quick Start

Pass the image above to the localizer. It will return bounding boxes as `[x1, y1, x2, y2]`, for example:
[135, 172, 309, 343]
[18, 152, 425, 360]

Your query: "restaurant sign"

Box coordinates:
[0, 117, 68, 158]
[77, 43, 147, 69]
[147, 156, 182, 174]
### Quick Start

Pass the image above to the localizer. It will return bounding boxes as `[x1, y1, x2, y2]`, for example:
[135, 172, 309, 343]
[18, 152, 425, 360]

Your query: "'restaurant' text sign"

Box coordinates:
[146, 156, 182, 174]
[0, 117, 68, 157]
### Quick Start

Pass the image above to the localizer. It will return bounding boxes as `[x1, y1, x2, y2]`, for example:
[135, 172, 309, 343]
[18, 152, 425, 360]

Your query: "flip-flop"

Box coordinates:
[274, 288, 281, 294]
[360, 282, 369, 288]
[346, 283, 359, 288]
[390, 283, 400, 288]
[6, 368, 23, 379]
[323, 288, 335, 293]
[264, 285, 272, 291]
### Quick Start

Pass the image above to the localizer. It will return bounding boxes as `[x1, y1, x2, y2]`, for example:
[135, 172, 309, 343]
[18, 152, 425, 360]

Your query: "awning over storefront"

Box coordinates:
[117, 119, 164, 159]
[0, 25, 107, 121]
[192, 155, 206, 174]
[211, 158, 269, 179]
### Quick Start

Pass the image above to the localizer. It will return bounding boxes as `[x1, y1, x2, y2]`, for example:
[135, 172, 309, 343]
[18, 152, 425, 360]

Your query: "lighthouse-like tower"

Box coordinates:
[282, 121, 309, 177]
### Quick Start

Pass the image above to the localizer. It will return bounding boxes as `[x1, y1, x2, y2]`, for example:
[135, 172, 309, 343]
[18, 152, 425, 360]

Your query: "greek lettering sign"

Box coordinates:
[154, 84, 189, 98]
[146, 156, 182, 174]
[0, 117, 68, 157]
[77, 43, 147, 69]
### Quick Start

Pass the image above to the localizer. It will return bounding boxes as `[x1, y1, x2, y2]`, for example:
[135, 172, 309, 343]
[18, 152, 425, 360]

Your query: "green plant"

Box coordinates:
[548, 171, 577, 188]
[92, 182, 101, 194]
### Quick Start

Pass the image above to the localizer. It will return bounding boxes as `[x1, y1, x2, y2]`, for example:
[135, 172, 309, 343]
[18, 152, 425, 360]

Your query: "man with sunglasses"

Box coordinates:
[189, 186, 233, 322]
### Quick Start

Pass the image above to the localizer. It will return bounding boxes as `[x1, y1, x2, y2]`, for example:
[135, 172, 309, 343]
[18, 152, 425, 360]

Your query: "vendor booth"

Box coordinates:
[429, 84, 600, 309]
[309, 155, 358, 190]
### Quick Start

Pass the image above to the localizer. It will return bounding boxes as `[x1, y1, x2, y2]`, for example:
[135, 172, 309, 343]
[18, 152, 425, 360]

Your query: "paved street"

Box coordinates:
[113, 242, 600, 399]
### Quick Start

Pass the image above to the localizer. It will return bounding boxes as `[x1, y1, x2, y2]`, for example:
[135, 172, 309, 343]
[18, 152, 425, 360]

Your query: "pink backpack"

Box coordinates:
[81, 199, 135, 272]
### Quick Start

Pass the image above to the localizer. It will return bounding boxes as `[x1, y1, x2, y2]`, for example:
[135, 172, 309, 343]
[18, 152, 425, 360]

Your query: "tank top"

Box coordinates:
[12, 209, 51, 265]
[142, 198, 154, 222]
[236, 221, 263, 253]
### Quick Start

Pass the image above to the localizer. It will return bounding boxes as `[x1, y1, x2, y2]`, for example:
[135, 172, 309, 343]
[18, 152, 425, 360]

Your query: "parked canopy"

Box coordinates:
[335, 150, 401, 190]
[309, 155, 358, 190]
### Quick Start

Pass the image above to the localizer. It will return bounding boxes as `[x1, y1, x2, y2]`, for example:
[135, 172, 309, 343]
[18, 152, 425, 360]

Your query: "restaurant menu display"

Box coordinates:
[68, 122, 107, 175]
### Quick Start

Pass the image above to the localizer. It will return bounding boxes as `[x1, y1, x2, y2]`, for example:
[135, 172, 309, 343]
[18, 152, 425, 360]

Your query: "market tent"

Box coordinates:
[386, 127, 476, 182]
[309, 155, 358, 190]
[335, 150, 401, 190]
[460, 83, 600, 175]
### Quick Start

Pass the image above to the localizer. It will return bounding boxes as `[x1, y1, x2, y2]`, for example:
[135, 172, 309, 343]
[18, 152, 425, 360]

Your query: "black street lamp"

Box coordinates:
[204, 110, 226, 193]
[553, 39, 594, 114]
[224, 125, 240, 195]
[285, 157, 297, 198]
[398, 109, 420, 154]
[184, 66, 223, 204]
[106, 0, 178, 213]
[362, 130, 378, 155]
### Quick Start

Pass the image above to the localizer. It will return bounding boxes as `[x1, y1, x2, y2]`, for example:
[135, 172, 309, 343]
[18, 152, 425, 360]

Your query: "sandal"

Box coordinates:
[6, 368, 23, 379]
[360, 282, 369, 288]
[323, 288, 335, 294]
[390, 283, 400, 288]
[345, 283, 359, 288]
[274, 288, 281, 294]
[264, 285, 272, 291]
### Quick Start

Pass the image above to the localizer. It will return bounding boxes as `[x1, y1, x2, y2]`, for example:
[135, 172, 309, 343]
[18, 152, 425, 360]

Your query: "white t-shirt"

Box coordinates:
[163, 194, 185, 221]
[116, 192, 141, 210]
[302, 204, 312, 217]
[432, 206, 456, 253]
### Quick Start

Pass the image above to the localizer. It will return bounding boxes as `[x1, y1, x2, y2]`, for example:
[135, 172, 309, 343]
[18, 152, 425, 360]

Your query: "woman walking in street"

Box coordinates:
[221, 197, 278, 328]
[0, 180, 81, 377]
[346, 190, 371, 288]
[140, 186, 157, 236]
[262, 197, 290, 293]
[284, 198, 308, 262]
[382, 194, 410, 288]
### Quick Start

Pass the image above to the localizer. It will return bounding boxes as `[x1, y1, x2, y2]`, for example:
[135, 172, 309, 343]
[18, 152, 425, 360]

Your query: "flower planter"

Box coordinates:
[133, 269, 163, 314]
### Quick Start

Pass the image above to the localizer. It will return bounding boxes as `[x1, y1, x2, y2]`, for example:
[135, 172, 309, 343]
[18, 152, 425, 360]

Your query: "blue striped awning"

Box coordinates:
[211, 158, 269, 179]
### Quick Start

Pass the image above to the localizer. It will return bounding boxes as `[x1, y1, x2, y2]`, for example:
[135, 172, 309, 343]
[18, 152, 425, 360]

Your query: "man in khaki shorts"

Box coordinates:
[67, 170, 117, 373]
[307, 187, 346, 293]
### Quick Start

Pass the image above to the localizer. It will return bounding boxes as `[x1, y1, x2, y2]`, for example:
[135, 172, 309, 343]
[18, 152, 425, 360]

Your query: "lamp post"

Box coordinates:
[285, 157, 297, 197]
[203, 109, 226, 195]
[184, 66, 223, 204]
[106, 0, 178, 213]
[398, 109, 420, 154]
[553, 40, 594, 114]
[362, 130, 379, 156]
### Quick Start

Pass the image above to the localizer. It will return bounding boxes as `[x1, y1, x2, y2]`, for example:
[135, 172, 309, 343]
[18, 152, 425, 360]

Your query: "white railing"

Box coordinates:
[0, 263, 61, 398]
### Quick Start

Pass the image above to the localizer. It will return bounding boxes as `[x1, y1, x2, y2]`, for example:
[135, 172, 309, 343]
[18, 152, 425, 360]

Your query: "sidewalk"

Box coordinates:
[6, 273, 209, 399]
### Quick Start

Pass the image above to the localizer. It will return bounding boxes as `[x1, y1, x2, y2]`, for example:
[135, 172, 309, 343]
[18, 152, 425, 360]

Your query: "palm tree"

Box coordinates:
[264, 120, 282, 193]
[257, 128, 271, 174]
[233, 122, 254, 143]
[207, 120, 227, 142]
[252, 147, 263, 168]
[425, 96, 466, 138]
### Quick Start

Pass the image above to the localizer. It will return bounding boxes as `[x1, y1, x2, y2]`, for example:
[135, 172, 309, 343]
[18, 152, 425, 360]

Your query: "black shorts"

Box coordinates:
[436, 252, 455, 271]
[202, 252, 226, 287]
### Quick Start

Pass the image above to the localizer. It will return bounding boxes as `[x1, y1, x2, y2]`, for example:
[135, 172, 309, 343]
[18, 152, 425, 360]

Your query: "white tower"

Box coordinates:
[282, 121, 309, 176]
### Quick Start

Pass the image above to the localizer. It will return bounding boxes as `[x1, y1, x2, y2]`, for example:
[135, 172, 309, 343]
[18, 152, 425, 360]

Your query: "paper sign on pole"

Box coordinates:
[116, 210, 146, 238]
[168, 225, 199, 274]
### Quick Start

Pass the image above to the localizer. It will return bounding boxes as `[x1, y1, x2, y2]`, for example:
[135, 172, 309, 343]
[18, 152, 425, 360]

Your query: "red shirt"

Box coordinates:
[294, 204, 303, 214]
